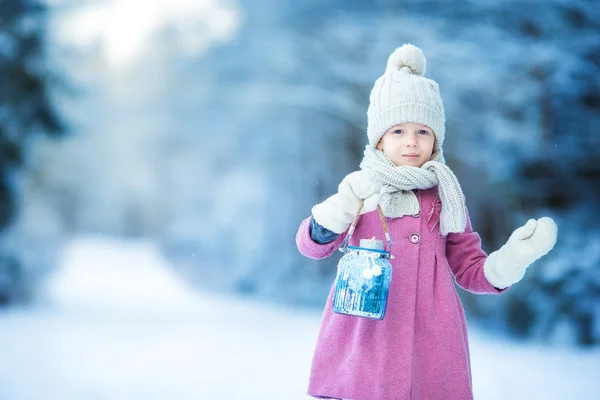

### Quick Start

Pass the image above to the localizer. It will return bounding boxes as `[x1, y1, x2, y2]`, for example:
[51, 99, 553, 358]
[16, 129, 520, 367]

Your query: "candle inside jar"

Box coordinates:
[360, 236, 384, 251]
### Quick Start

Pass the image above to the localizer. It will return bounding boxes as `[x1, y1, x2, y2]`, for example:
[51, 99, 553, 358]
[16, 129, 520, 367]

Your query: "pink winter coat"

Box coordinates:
[296, 187, 508, 400]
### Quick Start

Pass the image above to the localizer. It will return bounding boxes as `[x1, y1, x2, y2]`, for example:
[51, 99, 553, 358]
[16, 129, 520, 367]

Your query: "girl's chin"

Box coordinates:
[392, 159, 424, 167]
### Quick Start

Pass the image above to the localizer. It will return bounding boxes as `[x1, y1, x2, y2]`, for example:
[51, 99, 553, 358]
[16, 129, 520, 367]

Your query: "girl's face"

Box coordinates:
[376, 122, 436, 167]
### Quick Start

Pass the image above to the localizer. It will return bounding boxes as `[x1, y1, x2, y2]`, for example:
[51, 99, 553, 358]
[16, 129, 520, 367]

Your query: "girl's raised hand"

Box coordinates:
[311, 170, 382, 234]
[507, 217, 558, 264]
[483, 217, 558, 289]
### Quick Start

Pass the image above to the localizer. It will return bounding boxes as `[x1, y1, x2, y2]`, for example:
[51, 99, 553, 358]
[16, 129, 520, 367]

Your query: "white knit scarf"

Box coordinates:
[359, 145, 467, 235]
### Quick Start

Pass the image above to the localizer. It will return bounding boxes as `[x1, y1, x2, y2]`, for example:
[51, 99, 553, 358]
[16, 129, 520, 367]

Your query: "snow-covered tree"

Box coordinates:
[27, 0, 599, 345]
[0, 0, 63, 304]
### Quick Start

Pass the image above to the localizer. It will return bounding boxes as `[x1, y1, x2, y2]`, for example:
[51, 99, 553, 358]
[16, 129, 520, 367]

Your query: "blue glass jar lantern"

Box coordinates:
[332, 203, 394, 320]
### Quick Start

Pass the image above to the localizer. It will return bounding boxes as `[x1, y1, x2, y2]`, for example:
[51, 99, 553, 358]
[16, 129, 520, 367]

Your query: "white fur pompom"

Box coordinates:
[386, 44, 426, 76]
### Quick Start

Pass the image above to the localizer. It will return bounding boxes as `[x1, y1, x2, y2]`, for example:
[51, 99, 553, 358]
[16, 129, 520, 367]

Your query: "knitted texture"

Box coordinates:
[296, 187, 506, 400]
[367, 44, 446, 163]
[360, 145, 467, 235]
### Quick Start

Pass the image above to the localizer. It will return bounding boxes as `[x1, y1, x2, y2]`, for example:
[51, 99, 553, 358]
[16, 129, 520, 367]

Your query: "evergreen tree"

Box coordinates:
[0, 0, 63, 304]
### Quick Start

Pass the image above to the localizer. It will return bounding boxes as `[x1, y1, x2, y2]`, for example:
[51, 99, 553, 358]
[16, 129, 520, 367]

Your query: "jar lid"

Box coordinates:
[347, 245, 390, 256]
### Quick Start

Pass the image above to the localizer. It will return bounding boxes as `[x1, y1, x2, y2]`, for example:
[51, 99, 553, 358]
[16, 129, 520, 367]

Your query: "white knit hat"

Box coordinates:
[367, 44, 446, 163]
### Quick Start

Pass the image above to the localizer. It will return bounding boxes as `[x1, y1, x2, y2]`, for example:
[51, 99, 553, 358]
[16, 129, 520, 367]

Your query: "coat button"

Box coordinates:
[409, 233, 421, 244]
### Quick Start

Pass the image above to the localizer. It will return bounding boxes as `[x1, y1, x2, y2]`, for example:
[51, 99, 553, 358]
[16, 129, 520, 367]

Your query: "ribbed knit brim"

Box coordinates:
[367, 102, 445, 148]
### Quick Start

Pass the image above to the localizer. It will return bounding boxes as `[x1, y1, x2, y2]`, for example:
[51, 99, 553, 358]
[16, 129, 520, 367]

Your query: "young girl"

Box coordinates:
[296, 44, 558, 400]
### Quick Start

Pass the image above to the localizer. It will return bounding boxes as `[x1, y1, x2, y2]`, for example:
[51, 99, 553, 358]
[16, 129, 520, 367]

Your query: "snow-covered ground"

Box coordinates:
[0, 236, 598, 400]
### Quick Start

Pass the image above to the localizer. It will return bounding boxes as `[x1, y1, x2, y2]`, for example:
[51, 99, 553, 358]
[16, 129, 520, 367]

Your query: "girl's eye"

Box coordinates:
[394, 129, 403, 134]
[419, 130, 429, 135]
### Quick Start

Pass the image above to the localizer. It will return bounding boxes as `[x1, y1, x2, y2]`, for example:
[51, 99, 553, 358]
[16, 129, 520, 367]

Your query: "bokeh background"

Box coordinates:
[1, 0, 599, 399]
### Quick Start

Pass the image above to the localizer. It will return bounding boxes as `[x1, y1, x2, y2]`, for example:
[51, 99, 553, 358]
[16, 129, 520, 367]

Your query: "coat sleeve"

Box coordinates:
[445, 207, 509, 295]
[296, 216, 348, 260]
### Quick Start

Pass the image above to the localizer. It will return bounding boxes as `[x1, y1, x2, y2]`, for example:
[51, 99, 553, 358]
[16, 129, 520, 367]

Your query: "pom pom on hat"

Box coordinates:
[386, 44, 426, 76]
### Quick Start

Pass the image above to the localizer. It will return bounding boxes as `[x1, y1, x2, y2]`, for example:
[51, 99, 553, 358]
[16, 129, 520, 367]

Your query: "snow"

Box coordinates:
[0, 236, 598, 399]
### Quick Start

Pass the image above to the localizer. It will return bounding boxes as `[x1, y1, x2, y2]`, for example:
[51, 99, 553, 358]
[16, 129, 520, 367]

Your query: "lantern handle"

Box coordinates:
[339, 200, 393, 254]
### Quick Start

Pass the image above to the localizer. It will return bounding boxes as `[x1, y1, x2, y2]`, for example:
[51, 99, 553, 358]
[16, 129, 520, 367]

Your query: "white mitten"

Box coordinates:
[483, 217, 558, 289]
[311, 170, 381, 234]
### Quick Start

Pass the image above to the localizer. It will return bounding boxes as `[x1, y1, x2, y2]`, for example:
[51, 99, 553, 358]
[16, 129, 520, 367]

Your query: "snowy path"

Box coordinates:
[0, 236, 598, 399]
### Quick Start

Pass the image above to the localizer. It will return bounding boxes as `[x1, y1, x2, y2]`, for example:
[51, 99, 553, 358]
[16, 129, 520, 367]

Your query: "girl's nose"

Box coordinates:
[405, 133, 418, 147]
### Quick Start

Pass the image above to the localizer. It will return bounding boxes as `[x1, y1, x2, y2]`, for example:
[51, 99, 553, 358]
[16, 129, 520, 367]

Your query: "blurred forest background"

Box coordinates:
[1, 0, 599, 346]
